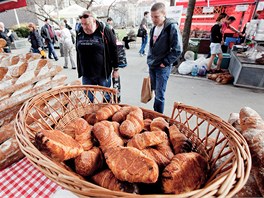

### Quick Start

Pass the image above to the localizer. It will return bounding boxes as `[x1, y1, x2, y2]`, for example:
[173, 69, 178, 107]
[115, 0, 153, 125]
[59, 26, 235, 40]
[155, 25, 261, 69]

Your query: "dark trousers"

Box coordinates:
[122, 36, 135, 49]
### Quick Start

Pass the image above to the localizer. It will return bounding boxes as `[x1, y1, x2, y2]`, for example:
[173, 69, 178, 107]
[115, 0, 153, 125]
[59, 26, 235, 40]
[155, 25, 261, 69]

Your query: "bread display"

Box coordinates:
[162, 152, 208, 194]
[30, 103, 211, 195]
[75, 147, 103, 176]
[92, 169, 139, 193]
[104, 146, 159, 183]
[35, 129, 84, 161]
[119, 107, 144, 138]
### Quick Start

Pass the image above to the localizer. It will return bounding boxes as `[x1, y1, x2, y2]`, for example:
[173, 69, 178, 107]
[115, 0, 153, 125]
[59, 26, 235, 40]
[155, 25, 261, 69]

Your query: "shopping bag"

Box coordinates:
[141, 77, 153, 103]
[40, 50, 47, 59]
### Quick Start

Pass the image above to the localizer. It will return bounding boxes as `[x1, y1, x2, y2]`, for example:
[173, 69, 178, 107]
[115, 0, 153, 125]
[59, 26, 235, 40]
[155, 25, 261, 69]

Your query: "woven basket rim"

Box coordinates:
[14, 85, 251, 198]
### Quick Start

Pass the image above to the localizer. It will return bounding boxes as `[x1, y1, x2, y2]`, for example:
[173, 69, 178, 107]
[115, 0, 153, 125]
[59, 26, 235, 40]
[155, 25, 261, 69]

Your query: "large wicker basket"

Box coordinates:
[15, 85, 251, 198]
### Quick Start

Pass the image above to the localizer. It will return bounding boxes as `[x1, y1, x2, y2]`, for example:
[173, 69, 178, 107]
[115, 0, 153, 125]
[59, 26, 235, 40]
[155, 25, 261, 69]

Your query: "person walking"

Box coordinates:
[106, 17, 116, 36]
[207, 14, 227, 73]
[139, 11, 149, 56]
[41, 18, 58, 61]
[76, 10, 119, 101]
[0, 22, 14, 53]
[122, 29, 136, 49]
[147, 2, 182, 114]
[59, 22, 76, 69]
[27, 22, 44, 54]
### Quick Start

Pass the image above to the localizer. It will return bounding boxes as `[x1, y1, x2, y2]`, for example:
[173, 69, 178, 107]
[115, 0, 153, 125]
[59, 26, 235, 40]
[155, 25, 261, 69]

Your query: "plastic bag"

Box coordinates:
[178, 61, 195, 75]
[184, 51, 195, 61]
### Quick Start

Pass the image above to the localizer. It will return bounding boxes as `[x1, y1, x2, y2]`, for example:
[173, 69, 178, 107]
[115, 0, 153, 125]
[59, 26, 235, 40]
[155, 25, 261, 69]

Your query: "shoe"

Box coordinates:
[63, 66, 68, 69]
[143, 53, 147, 56]
[48, 56, 53, 59]
[55, 57, 59, 61]
[140, 54, 144, 57]
[72, 67, 76, 70]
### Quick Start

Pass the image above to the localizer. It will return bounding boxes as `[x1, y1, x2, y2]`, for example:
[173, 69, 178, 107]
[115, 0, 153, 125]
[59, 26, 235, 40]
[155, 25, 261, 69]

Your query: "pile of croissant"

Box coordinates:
[35, 104, 209, 194]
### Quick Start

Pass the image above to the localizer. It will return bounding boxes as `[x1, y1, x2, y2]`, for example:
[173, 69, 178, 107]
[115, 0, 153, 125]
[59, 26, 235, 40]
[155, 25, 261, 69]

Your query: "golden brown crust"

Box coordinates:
[63, 118, 90, 138]
[104, 146, 159, 183]
[96, 104, 121, 121]
[143, 118, 152, 131]
[35, 129, 84, 161]
[169, 125, 191, 154]
[93, 121, 124, 153]
[75, 147, 103, 176]
[127, 131, 167, 150]
[240, 107, 264, 131]
[162, 152, 208, 194]
[112, 106, 137, 123]
[150, 117, 169, 132]
[119, 107, 144, 138]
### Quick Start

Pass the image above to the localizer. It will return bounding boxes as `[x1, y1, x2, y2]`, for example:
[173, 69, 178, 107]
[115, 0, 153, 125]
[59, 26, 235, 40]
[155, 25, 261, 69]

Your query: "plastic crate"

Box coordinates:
[214, 53, 231, 69]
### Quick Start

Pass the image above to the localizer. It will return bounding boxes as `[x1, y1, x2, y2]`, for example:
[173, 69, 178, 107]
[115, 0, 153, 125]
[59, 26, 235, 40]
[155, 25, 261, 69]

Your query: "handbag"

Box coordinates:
[141, 77, 153, 103]
[137, 27, 146, 37]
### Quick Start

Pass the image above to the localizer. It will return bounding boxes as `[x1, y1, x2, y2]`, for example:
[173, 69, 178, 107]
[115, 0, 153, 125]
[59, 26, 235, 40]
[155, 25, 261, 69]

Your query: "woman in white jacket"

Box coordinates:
[60, 22, 76, 69]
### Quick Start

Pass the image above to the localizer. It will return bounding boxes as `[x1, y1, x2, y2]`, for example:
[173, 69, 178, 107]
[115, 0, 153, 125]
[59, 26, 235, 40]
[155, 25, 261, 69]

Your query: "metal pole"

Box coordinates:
[14, 9, 20, 28]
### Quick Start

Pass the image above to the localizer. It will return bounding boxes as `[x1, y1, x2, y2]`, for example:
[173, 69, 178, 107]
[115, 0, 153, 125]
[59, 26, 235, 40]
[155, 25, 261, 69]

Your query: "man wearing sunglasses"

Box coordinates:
[76, 11, 119, 102]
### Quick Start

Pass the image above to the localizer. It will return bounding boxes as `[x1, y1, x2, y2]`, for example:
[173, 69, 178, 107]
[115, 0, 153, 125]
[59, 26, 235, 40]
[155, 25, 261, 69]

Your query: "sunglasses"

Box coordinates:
[79, 14, 91, 19]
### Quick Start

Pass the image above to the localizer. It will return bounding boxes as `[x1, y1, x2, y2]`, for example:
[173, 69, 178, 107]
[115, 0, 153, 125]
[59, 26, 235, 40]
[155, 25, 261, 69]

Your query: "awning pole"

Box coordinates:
[14, 9, 20, 28]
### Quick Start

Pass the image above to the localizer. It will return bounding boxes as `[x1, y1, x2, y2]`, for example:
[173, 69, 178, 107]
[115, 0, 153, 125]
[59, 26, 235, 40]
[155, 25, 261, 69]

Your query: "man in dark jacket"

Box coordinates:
[76, 10, 119, 102]
[147, 2, 182, 113]
[0, 22, 14, 53]
[41, 18, 58, 61]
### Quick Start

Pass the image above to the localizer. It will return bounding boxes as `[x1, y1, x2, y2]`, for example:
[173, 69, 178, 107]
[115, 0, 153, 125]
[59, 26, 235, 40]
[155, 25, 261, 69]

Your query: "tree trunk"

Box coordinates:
[182, 0, 196, 55]
[170, 0, 176, 6]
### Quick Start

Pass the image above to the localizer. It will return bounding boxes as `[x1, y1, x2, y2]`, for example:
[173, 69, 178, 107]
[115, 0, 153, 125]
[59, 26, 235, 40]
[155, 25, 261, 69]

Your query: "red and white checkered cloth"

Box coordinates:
[0, 157, 62, 197]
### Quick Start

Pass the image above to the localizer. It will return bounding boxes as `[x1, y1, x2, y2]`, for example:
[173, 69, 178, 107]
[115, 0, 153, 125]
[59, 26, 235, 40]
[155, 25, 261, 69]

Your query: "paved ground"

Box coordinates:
[12, 43, 264, 121]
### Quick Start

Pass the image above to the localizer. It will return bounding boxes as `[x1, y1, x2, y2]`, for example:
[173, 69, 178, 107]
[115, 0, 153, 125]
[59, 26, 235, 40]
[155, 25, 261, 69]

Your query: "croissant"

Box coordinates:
[240, 107, 264, 131]
[35, 129, 84, 161]
[96, 104, 121, 121]
[169, 125, 192, 154]
[112, 106, 137, 123]
[143, 118, 152, 131]
[63, 118, 90, 138]
[92, 169, 139, 193]
[104, 146, 159, 183]
[83, 113, 97, 125]
[75, 147, 103, 176]
[142, 148, 171, 168]
[127, 131, 167, 150]
[93, 121, 124, 153]
[162, 152, 208, 194]
[119, 107, 144, 138]
[150, 117, 169, 132]
[155, 136, 174, 161]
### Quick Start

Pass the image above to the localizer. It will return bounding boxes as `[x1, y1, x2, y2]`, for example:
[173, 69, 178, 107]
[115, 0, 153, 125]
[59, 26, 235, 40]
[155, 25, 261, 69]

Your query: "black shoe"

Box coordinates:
[48, 56, 53, 59]
[63, 66, 68, 69]
[55, 57, 58, 61]
[72, 67, 76, 70]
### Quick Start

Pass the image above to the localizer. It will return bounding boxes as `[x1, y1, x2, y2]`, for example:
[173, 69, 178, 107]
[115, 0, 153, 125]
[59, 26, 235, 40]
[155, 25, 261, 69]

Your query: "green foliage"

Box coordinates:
[13, 26, 30, 38]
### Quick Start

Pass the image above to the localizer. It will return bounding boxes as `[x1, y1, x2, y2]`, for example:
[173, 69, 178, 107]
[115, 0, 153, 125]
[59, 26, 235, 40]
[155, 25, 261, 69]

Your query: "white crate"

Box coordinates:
[14, 38, 30, 49]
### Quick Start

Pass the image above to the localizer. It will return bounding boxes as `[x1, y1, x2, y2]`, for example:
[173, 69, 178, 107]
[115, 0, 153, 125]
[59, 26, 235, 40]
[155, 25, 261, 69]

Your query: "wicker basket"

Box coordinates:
[15, 85, 251, 198]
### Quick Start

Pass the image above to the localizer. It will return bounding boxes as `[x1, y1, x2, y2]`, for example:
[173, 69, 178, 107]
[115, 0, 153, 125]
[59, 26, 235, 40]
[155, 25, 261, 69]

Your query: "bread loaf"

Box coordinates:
[169, 125, 192, 154]
[0, 137, 24, 170]
[93, 121, 124, 153]
[0, 67, 8, 81]
[96, 104, 121, 121]
[92, 169, 139, 193]
[162, 152, 208, 194]
[105, 146, 159, 183]
[0, 120, 15, 144]
[127, 131, 167, 150]
[239, 107, 264, 196]
[75, 147, 103, 176]
[119, 107, 144, 138]
[150, 117, 169, 132]
[228, 112, 241, 132]
[35, 129, 84, 161]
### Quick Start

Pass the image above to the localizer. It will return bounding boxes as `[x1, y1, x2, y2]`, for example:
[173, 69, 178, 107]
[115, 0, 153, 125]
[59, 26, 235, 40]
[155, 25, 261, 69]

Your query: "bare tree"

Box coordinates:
[170, 0, 175, 6]
[182, 0, 196, 54]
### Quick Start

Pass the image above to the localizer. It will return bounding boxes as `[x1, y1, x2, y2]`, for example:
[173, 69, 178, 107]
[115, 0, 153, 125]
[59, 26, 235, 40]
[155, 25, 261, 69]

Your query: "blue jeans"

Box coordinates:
[82, 75, 111, 102]
[31, 48, 40, 53]
[47, 42, 58, 59]
[139, 35, 148, 54]
[149, 65, 171, 114]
